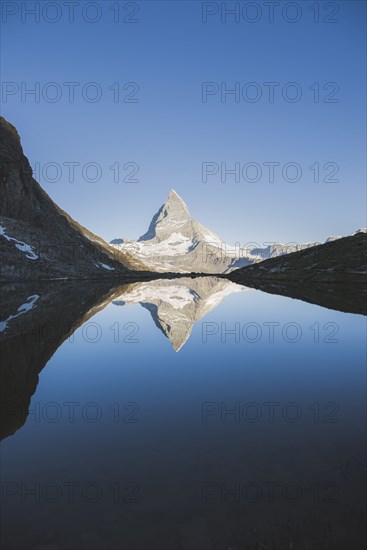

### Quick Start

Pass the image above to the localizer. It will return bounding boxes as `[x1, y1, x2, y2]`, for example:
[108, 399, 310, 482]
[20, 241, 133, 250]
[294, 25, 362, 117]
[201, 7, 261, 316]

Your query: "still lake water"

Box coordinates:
[1, 277, 366, 550]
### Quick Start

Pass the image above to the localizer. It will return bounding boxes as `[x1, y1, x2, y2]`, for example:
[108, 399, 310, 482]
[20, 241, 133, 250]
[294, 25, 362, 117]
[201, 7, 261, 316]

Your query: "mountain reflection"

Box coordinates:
[0, 277, 243, 440]
[110, 277, 244, 351]
[1, 275, 365, 441]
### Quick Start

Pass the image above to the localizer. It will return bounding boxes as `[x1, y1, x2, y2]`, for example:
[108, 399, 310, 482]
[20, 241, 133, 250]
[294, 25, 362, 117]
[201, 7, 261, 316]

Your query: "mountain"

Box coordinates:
[110, 276, 245, 351]
[110, 191, 340, 274]
[228, 232, 367, 283]
[111, 190, 244, 274]
[4, 116, 363, 281]
[227, 232, 367, 315]
[0, 117, 147, 281]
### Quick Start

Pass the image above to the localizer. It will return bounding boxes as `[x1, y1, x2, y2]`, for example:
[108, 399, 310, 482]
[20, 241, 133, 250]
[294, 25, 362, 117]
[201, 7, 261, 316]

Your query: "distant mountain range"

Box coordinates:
[110, 190, 365, 274]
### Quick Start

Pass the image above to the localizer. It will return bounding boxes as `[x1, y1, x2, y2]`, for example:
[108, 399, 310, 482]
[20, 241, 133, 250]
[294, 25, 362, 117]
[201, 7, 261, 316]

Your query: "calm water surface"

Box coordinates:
[1, 278, 366, 550]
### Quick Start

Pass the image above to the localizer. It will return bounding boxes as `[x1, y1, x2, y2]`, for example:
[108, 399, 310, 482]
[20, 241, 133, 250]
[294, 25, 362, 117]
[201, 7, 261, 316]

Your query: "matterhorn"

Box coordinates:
[110, 190, 319, 274]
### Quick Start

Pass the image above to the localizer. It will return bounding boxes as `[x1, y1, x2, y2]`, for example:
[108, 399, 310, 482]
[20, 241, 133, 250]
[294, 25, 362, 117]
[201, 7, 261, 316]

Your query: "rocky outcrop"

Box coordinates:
[227, 233, 367, 315]
[228, 232, 367, 283]
[0, 117, 146, 280]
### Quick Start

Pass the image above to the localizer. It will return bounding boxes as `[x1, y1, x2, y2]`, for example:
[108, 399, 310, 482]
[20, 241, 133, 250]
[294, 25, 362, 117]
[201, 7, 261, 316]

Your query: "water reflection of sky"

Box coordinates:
[1, 287, 366, 549]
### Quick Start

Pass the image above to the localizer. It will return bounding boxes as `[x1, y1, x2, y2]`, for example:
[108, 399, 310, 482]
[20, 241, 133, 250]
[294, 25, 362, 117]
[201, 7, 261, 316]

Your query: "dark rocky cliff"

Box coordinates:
[0, 117, 146, 280]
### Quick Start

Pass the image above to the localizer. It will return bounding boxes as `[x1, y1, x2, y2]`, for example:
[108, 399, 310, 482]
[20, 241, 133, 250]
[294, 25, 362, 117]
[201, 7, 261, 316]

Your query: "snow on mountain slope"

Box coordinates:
[110, 190, 251, 273]
[0, 225, 39, 260]
[110, 191, 338, 274]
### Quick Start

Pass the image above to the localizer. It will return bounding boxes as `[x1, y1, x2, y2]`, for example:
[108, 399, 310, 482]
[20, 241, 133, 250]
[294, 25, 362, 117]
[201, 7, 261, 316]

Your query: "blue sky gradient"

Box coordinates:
[1, 0, 366, 245]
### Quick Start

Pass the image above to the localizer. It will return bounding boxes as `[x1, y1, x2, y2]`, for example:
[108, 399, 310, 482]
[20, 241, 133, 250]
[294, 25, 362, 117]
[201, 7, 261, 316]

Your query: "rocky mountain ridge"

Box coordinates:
[0, 116, 147, 280]
[111, 190, 364, 274]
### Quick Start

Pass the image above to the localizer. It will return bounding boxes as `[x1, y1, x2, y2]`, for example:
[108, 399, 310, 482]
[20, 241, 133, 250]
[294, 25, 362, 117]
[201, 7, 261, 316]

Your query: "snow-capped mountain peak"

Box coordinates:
[138, 189, 191, 242]
[139, 190, 192, 242]
[167, 189, 189, 210]
[117, 190, 228, 272]
[110, 192, 366, 275]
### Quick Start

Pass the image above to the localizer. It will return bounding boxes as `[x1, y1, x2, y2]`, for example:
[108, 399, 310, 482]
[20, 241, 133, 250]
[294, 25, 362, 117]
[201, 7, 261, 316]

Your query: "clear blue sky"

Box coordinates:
[1, 0, 366, 245]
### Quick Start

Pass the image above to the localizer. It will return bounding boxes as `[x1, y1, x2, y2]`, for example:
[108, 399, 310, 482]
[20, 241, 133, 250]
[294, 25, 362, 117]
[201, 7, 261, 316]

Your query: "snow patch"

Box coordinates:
[99, 263, 115, 271]
[94, 262, 114, 270]
[0, 295, 39, 332]
[0, 225, 38, 260]
[134, 233, 192, 257]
